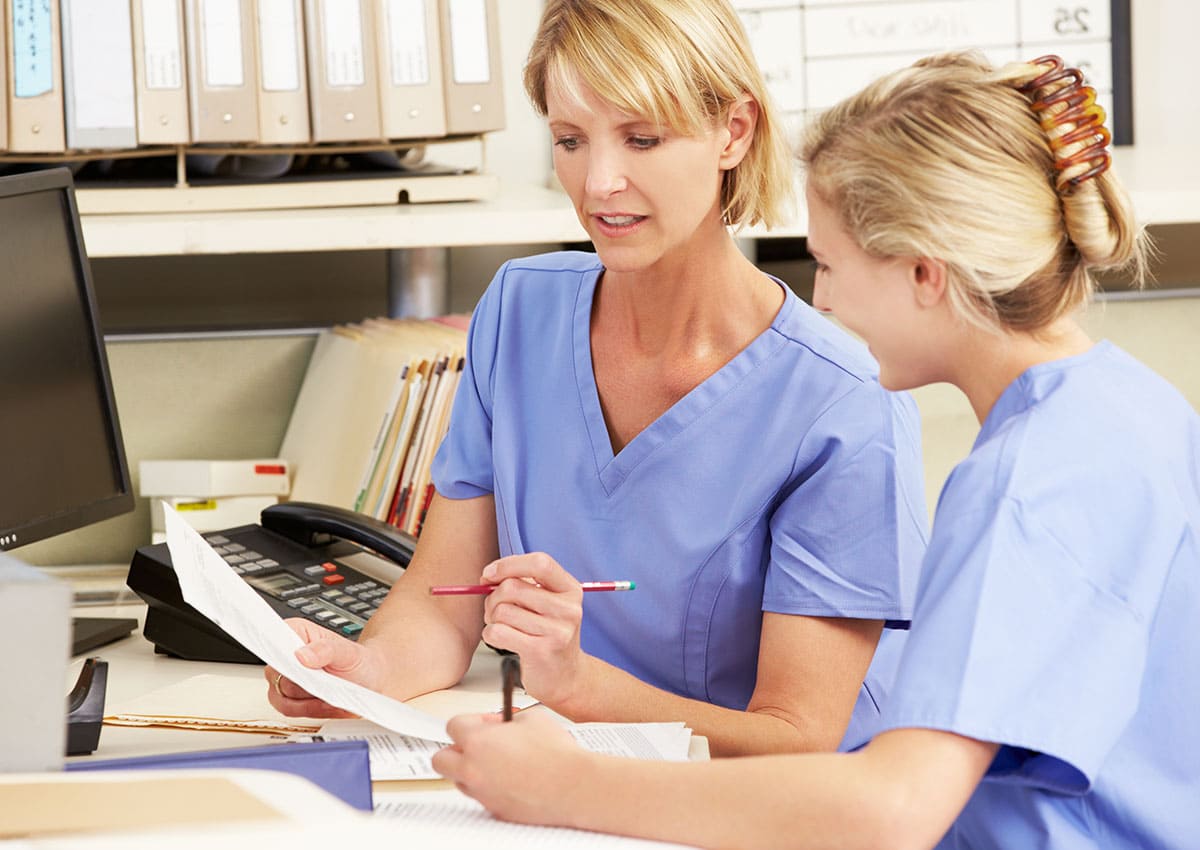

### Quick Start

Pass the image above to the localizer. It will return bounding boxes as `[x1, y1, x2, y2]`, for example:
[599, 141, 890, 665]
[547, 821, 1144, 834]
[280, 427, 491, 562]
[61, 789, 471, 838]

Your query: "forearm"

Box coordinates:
[549, 655, 841, 757]
[560, 749, 908, 850]
[358, 573, 482, 701]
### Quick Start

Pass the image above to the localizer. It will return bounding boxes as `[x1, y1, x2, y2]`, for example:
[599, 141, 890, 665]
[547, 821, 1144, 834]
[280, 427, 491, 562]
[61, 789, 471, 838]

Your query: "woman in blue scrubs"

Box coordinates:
[432, 54, 1200, 848]
[266, 0, 927, 758]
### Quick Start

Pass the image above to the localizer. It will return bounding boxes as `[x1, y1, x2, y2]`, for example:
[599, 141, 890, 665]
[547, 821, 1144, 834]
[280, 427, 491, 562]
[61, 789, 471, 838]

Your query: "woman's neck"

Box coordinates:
[595, 236, 780, 359]
[952, 317, 1094, 424]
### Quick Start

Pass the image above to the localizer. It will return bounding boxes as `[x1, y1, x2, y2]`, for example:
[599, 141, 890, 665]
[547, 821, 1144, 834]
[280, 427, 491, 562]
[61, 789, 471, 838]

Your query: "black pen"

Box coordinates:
[501, 655, 521, 721]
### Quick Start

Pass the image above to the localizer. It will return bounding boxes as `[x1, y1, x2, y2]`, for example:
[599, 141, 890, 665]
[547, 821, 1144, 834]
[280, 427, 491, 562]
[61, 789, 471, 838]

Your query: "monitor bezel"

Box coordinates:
[0, 167, 133, 551]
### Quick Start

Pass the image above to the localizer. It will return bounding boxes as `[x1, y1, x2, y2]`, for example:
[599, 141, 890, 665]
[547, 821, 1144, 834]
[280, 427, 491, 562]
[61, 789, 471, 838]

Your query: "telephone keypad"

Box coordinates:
[201, 528, 394, 640]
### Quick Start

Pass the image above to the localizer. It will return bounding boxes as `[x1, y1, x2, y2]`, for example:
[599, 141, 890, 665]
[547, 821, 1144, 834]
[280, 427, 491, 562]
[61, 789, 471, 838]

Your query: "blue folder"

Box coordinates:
[66, 739, 373, 811]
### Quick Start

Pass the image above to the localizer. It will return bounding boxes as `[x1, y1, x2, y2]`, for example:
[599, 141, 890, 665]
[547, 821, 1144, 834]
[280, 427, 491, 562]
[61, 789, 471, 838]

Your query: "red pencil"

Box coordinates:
[430, 580, 636, 596]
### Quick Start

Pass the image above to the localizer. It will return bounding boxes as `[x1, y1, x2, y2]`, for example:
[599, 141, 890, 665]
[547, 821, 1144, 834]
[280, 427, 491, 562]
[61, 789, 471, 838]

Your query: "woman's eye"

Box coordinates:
[811, 260, 829, 275]
[628, 136, 661, 150]
[554, 137, 581, 152]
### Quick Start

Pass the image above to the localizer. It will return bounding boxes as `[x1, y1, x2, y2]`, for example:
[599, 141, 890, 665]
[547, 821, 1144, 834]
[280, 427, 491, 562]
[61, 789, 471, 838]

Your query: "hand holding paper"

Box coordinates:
[162, 504, 450, 742]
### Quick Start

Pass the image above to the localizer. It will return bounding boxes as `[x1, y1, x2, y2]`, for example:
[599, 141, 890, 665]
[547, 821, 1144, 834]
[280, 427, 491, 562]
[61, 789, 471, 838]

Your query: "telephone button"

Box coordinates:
[287, 597, 312, 608]
[301, 603, 323, 615]
[341, 623, 364, 636]
[314, 610, 336, 621]
[321, 589, 343, 600]
[327, 617, 349, 628]
[321, 562, 338, 572]
[258, 559, 280, 568]
[322, 574, 345, 586]
[303, 565, 327, 576]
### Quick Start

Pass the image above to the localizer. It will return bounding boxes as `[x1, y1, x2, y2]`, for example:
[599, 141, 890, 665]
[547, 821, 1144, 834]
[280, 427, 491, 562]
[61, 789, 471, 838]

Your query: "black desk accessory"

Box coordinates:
[66, 657, 108, 756]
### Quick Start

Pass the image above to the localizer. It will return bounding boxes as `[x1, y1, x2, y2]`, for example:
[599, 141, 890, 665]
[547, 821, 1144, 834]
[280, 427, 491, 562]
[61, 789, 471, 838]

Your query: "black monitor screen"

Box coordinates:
[0, 169, 132, 550]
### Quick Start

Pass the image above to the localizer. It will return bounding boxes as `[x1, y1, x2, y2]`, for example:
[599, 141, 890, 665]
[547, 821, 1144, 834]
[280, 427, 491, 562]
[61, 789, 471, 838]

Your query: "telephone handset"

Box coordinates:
[126, 501, 416, 664]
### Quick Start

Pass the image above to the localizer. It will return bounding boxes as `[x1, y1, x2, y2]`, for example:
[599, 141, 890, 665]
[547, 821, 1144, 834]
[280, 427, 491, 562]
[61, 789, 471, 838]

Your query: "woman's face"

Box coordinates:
[807, 186, 933, 391]
[545, 76, 734, 275]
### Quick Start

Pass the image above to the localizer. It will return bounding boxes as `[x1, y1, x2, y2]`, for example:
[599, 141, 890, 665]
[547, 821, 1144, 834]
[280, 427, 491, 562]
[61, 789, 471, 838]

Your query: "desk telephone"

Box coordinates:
[126, 502, 415, 664]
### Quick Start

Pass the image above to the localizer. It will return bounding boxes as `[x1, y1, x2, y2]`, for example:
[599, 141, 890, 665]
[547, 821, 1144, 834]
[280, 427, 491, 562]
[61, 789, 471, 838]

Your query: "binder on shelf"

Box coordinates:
[61, 0, 138, 150]
[255, 0, 310, 144]
[184, 0, 260, 143]
[373, 0, 446, 140]
[303, 0, 382, 142]
[131, 0, 191, 144]
[5, 0, 66, 152]
[0, 9, 7, 150]
[438, 0, 504, 136]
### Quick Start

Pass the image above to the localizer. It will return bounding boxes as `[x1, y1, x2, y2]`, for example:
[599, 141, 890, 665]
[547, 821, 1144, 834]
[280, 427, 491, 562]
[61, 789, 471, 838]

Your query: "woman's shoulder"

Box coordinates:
[474, 250, 602, 326]
[769, 284, 881, 384]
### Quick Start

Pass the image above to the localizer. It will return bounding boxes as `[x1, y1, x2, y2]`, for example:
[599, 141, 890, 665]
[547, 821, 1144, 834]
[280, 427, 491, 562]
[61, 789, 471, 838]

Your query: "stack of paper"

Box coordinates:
[279, 317, 467, 537]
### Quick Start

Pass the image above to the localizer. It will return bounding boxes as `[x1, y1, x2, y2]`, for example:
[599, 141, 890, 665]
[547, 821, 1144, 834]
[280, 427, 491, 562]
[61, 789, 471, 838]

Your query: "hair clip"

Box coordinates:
[1018, 55, 1111, 192]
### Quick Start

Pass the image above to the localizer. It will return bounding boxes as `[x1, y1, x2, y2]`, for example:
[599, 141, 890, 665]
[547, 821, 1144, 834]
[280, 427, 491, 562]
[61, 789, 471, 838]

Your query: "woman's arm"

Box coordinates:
[358, 491, 500, 698]
[435, 717, 998, 850]
[267, 492, 500, 715]
[480, 554, 884, 756]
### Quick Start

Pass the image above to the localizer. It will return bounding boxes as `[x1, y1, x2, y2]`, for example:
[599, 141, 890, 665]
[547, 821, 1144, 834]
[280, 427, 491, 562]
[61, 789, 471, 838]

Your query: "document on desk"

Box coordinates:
[311, 719, 693, 780]
[374, 789, 699, 849]
[162, 505, 450, 742]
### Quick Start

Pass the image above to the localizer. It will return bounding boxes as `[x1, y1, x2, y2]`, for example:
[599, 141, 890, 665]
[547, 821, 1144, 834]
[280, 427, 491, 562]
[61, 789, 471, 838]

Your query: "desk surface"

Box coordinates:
[68, 603, 512, 763]
[69, 604, 708, 765]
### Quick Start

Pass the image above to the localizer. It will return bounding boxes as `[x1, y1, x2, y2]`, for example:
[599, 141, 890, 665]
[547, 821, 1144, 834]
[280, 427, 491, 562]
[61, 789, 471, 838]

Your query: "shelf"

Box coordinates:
[78, 146, 1200, 258]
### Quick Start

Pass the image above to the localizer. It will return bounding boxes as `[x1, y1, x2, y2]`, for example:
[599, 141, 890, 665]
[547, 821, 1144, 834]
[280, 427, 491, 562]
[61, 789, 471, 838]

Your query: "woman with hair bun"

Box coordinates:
[434, 52, 1200, 850]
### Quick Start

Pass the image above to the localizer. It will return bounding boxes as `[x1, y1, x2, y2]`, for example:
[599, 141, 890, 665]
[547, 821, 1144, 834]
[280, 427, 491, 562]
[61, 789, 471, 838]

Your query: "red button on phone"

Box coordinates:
[321, 562, 337, 572]
[322, 574, 345, 585]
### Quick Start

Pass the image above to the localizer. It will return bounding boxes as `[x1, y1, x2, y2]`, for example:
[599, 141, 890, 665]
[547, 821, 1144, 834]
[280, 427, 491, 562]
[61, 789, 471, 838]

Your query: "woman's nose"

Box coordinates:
[584, 148, 628, 198]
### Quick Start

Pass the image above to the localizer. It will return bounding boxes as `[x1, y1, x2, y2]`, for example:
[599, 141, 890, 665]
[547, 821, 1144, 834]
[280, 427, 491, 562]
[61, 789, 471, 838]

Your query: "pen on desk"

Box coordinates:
[501, 655, 521, 722]
[430, 580, 636, 596]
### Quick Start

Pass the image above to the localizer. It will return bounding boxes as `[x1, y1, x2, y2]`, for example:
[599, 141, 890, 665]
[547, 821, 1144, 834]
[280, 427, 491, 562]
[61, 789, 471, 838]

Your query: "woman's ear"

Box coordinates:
[912, 257, 949, 308]
[719, 96, 758, 170]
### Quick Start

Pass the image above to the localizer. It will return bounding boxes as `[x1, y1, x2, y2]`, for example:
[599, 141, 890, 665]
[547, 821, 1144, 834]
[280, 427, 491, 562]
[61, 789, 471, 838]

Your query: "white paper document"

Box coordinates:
[314, 718, 692, 780]
[162, 505, 451, 742]
[374, 789, 698, 849]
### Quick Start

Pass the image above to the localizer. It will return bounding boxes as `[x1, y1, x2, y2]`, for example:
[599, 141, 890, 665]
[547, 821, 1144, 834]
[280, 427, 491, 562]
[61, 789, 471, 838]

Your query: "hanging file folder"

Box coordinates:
[132, 0, 190, 144]
[255, 0, 310, 144]
[6, 0, 66, 151]
[61, 0, 138, 150]
[184, 0, 260, 142]
[304, 0, 382, 142]
[374, 0, 446, 140]
[438, 0, 503, 136]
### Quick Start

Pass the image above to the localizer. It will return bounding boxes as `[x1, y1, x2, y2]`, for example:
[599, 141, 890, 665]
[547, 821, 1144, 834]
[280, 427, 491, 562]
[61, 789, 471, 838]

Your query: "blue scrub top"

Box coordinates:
[878, 342, 1200, 848]
[432, 252, 928, 749]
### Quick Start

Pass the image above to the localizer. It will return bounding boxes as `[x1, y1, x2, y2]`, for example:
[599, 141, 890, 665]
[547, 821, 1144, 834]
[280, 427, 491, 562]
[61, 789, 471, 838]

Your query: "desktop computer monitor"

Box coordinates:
[0, 167, 136, 654]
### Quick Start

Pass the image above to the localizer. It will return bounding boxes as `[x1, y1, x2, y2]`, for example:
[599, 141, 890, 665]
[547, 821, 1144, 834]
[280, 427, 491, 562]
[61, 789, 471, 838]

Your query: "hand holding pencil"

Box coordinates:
[453, 552, 630, 707]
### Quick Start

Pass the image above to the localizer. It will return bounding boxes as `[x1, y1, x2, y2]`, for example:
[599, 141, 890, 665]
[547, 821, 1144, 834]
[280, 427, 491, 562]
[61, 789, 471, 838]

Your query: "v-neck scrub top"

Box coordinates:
[432, 252, 929, 749]
[879, 343, 1200, 848]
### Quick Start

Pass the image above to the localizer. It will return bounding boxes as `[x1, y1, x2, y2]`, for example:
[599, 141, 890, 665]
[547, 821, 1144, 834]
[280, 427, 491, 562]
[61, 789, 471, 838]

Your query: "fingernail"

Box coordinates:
[482, 563, 497, 579]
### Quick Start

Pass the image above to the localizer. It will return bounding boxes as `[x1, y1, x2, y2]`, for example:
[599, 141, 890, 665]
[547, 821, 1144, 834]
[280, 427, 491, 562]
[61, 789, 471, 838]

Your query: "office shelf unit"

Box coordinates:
[79, 146, 1200, 261]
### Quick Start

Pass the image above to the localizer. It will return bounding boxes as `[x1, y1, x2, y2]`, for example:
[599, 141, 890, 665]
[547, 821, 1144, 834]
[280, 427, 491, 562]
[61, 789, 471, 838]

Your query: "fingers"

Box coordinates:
[285, 617, 366, 675]
[482, 552, 580, 594]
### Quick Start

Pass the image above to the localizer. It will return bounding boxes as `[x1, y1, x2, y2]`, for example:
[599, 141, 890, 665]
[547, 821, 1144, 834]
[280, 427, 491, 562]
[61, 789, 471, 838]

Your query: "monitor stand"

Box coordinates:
[71, 616, 137, 656]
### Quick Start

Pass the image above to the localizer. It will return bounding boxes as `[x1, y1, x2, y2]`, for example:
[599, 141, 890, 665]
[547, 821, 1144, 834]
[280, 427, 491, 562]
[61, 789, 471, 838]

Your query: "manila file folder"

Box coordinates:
[304, 0, 382, 142]
[5, 0, 66, 151]
[439, 0, 504, 135]
[131, 0, 191, 144]
[184, 0, 260, 142]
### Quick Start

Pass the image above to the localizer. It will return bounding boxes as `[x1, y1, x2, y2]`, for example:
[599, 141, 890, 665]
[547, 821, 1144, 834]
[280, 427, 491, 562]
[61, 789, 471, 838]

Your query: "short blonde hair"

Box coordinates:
[524, 0, 793, 230]
[801, 52, 1148, 332]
